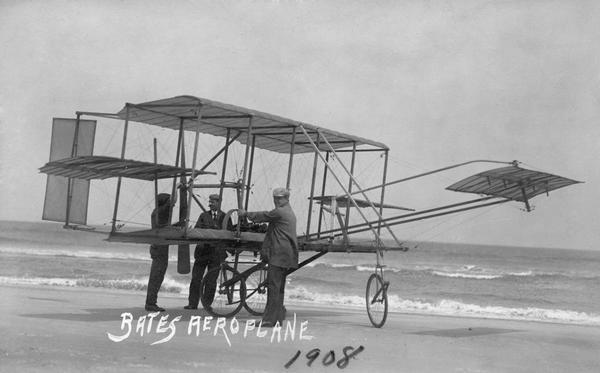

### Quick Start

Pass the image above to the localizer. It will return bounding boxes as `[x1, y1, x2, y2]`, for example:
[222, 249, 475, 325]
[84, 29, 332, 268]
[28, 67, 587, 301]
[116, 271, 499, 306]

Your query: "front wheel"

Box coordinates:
[200, 265, 245, 318]
[365, 273, 388, 328]
[243, 263, 268, 316]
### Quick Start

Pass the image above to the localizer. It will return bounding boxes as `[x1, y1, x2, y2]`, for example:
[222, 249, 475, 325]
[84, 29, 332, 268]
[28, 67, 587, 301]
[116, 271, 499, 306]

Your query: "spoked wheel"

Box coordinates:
[366, 273, 388, 328]
[200, 265, 245, 318]
[243, 263, 268, 316]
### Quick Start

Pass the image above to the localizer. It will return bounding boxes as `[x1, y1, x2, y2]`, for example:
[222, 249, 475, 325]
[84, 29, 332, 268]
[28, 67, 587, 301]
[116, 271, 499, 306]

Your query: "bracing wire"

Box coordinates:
[99, 123, 120, 155]
[406, 202, 505, 243]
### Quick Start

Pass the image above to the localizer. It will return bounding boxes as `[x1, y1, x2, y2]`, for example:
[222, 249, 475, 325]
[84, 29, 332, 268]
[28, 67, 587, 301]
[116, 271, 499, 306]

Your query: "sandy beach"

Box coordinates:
[1, 284, 599, 373]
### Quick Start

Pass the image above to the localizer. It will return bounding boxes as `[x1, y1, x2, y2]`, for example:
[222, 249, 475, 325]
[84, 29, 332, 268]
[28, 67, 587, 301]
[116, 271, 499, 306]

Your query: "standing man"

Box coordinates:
[145, 192, 176, 312]
[185, 194, 232, 309]
[239, 187, 298, 327]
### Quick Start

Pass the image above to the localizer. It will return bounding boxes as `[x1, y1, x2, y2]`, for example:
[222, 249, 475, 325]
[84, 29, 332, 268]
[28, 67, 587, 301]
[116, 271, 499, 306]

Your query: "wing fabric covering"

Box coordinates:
[42, 118, 96, 225]
[39, 156, 211, 181]
[116, 95, 388, 154]
[446, 166, 582, 202]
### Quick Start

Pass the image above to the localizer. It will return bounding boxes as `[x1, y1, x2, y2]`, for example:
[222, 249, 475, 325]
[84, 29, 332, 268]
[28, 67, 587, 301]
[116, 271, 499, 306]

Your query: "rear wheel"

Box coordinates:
[243, 264, 268, 316]
[200, 265, 245, 318]
[365, 273, 388, 328]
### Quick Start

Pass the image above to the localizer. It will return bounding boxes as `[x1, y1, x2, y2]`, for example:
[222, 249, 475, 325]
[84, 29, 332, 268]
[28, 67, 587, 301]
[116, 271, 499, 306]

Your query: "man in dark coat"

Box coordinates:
[145, 192, 176, 312]
[239, 187, 298, 327]
[185, 194, 232, 309]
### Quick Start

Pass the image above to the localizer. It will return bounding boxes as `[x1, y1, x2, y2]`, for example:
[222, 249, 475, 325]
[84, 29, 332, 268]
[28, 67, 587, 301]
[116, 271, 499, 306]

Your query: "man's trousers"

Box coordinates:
[188, 244, 225, 307]
[262, 264, 287, 324]
[146, 245, 169, 306]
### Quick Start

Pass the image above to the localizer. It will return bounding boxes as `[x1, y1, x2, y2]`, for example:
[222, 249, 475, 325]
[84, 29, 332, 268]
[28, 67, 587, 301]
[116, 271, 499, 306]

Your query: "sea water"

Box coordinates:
[2, 220, 599, 326]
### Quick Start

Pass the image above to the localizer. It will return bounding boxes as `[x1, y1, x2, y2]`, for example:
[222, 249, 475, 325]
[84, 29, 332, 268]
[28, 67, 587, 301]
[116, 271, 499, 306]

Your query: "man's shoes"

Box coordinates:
[184, 305, 198, 310]
[145, 304, 165, 312]
[260, 320, 276, 328]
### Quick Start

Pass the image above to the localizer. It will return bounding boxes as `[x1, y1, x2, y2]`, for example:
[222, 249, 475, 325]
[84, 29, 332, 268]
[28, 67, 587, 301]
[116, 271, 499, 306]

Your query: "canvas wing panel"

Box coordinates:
[40, 156, 214, 181]
[116, 95, 389, 154]
[446, 166, 582, 201]
[42, 118, 96, 225]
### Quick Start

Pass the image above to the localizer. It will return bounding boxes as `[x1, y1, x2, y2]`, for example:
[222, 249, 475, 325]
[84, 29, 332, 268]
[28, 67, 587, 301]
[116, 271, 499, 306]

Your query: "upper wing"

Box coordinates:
[115, 95, 388, 154]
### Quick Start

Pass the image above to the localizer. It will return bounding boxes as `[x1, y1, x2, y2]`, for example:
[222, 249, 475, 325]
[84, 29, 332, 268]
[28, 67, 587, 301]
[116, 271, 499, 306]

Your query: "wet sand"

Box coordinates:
[1, 284, 599, 372]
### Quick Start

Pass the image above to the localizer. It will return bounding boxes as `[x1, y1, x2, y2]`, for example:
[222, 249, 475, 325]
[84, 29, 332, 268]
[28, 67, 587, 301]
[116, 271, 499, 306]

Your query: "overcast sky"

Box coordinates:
[1, 0, 599, 250]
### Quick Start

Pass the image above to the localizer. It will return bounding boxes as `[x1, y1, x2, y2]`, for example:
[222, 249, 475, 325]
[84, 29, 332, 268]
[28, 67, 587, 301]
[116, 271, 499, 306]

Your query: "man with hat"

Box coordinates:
[239, 187, 298, 327]
[145, 192, 177, 312]
[185, 193, 232, 309]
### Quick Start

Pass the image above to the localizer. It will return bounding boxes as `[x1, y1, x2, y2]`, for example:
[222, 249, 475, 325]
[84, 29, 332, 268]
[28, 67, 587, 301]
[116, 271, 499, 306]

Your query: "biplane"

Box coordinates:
[39, 95, 581, 327]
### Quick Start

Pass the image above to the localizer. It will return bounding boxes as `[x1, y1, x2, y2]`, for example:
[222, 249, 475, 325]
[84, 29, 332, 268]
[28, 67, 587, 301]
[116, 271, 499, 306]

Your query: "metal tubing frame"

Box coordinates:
[304, 196, 497, 239]
[318, 131, 403, 248]
[343, 142, 357, 234]
[285, 251, 328, 276]
[200, 131, 241, 174]
[184, 106, 203, 236]
[65, 113, 82, 227]
[331, 148, 385, 153]
[239, 117, 254, 209]
[153, 138, 158, 210]
[341, 198, 510, 237]
[249, 129, 313, 136]
[75, 111, 121, 119]
[193, 182, 248, 189]
[110, 106, 130, 233]
[305, 133, 320, 237]
[286, 127, 297, 189]
[219, 129, 231, 202]
[317, 151, 329, 238]
[377, 150, 389, 236]
[168, 119, 185, 225]
[244, 135, 256, 210]
[354, 159, 515, 195]
[299, 126, 386, 247]
[178, 122, 188, 226]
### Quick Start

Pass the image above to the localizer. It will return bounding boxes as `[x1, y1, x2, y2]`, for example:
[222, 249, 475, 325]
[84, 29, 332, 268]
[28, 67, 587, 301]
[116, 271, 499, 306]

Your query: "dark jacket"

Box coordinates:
[194, 210, 232, 230]
[247, 202, 298, 269]
[151, 203, 171, 229]
[150, 203, 172, 250]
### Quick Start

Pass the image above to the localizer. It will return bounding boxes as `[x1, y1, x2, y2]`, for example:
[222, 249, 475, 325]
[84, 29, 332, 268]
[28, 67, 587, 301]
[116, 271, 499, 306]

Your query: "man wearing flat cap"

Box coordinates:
[185, 194, 232, 310]
[239, 187, 298, 327]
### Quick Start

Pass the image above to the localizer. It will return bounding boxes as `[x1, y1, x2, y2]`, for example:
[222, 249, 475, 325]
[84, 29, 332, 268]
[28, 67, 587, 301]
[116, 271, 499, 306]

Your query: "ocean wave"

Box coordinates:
[390, 298, 600, 326]
[0, 276, 187, 294]
[431, 271, 502, 280]
[0, 247, 178, 262]
[0, 276, 78, 287]
[430, 270, 534, 280]
[286, 286, 600, 326]
[305, 262, 596, 281]
[305, 262, 527, 278]
[306, 262, 404, 273]
[4, 247, 593, 281]
[3, 275, 599, 326]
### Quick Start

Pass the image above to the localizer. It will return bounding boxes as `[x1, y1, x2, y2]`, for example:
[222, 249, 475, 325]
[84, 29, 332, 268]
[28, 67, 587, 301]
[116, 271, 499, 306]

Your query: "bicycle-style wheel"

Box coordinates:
[243, 264, 268, 316]
[200, 265, 245, 318]
[365, 273, 388, 328]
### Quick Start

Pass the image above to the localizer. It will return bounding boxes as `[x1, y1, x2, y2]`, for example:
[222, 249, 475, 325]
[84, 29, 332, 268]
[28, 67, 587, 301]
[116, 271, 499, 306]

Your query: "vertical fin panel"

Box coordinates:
[42, 118, 96, 224]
